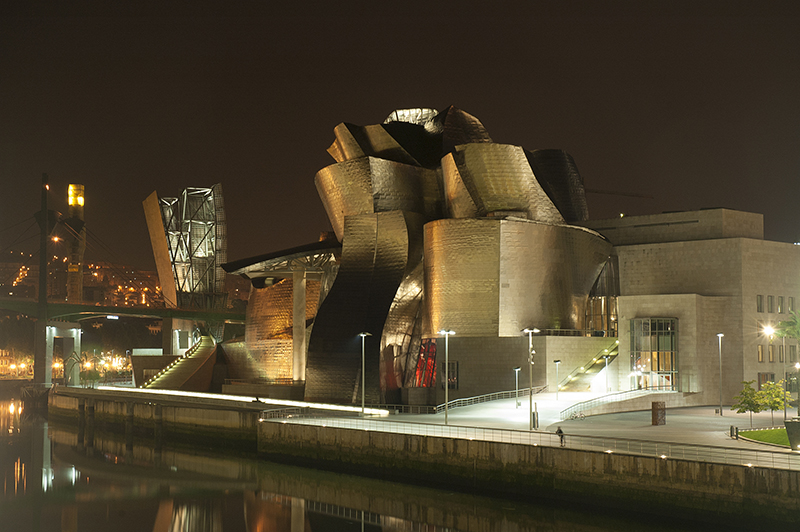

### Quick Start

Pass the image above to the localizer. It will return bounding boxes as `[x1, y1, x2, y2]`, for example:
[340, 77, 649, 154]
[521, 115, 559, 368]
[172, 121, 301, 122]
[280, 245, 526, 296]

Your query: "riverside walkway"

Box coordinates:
[267, 391, 800, 471]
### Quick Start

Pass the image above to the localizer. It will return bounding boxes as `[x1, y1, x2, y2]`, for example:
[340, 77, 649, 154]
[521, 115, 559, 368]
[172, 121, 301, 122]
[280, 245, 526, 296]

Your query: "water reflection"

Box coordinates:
[0, 399, 713, 532]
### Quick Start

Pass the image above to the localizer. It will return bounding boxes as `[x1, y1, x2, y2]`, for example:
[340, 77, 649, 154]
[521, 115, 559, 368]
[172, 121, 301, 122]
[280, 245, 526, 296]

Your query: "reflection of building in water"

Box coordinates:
[154, 499, 222, 532]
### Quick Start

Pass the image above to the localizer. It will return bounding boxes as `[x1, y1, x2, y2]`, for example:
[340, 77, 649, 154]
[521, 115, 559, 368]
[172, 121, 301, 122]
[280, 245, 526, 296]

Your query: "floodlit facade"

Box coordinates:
[226, 107, 616, 405]
[581, 208, 800, 406]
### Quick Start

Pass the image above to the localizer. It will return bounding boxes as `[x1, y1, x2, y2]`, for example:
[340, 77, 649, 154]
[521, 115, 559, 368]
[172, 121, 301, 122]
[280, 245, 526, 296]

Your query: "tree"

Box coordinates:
[757, 380, 790, 425]
[777, 311, 800, 343]
[731, 380, 763, 428]
[777, 311, 800, 406]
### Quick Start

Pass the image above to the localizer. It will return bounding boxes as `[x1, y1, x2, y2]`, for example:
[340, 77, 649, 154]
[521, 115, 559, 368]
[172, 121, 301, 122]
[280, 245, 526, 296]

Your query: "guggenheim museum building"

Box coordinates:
[219, 106, 800, 411]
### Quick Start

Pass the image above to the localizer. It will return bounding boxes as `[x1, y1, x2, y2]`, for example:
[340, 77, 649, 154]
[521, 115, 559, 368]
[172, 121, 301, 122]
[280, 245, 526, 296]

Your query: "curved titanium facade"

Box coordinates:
[298, 106, 610, 403]
[526, 149, 589, 223]
[304, 211, 424, 403]
[422, 218, 611, 337]
[442, 143, 565, 223]
[315, 157, 441, 241]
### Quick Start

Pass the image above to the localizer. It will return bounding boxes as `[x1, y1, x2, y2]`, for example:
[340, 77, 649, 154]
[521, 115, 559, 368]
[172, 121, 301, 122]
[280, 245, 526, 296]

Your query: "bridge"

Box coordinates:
[0, 297, 245, 323]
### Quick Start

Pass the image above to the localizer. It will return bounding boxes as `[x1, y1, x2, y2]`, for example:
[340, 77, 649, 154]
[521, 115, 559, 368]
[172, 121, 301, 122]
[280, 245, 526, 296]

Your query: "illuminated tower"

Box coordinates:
[143, 184, 227, 310]
[66, 184, 86, 303]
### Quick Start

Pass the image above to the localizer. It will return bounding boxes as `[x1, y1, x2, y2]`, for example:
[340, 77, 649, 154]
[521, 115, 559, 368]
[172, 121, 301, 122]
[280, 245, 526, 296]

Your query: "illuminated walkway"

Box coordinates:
[394, 392, 788, 448]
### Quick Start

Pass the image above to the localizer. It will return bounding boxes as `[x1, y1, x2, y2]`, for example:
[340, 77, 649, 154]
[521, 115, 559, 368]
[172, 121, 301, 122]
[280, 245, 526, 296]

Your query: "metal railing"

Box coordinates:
[435, 386, 548, 414]
[559, 388, 677, 420]
[263, 416, 800, 471]
[140, 336, 212, 388]
[224, 378, 302, 386]
[540, 328, 617, 337]
[558, 341, 619, 391]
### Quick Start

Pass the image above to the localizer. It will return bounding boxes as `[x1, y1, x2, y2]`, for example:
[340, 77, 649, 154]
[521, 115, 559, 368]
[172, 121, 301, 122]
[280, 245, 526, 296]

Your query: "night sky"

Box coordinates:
[2, 2, 799, 270]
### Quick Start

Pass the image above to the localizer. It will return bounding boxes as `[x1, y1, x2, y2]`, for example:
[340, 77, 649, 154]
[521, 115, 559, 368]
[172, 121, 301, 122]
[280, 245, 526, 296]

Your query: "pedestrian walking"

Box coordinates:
[556, 426, 565, 447]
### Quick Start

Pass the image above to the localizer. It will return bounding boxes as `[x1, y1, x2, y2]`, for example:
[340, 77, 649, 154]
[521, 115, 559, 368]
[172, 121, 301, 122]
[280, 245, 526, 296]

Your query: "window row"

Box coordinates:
[756, 295, 795, 314]
[757, 344, 798, 363]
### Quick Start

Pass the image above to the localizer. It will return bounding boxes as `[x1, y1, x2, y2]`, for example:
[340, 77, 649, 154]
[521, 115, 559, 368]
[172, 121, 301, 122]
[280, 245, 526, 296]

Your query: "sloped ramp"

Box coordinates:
[141, 336, 217, 392]
[559, 343, 619, 393]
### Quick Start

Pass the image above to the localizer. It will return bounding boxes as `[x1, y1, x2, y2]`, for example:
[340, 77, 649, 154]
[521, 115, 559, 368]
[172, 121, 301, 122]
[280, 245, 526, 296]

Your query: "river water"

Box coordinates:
[0, 397, 728, 532]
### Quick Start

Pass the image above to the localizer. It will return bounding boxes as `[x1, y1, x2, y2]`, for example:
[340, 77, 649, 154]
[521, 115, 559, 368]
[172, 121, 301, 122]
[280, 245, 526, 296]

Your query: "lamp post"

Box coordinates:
[603, 351, 610, 392]
[783, 334, 788, 421]
[764, 325, 782, 418]
[554, 360, 561, 401]
[438, 329, 455, 425]
[513, 367, 521, 408]
[523, 328, 539, 430]
[717, 333, 724, 416]
[359, 332, 371, 416]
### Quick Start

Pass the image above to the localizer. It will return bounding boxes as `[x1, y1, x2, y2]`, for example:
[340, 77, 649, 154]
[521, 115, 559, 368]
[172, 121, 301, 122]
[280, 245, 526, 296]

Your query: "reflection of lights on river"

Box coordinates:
[3, 400, 22, 435]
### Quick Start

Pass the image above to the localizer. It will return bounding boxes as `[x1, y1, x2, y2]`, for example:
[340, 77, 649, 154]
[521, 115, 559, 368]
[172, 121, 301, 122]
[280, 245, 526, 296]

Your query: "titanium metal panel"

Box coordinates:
[315, 157, 441, 241]
[423, 218, 502, 337]
[526, 149, 589, 223]
[435, 106, 493, 153]
[304, 211, 415, 403]
[349, 124, 422, 166]
[442, 143, 565, 224]
[379, 212, 426, 397]
[327, 123, 365, 163]
[423, 218, 611, 337]
[224, 278, 321, 381]
[328, 121, 441, 168]
[497, 219, 611, 335]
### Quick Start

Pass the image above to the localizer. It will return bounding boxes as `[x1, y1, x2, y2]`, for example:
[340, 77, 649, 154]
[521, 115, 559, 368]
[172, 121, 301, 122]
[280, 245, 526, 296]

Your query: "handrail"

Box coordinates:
[435, 386, 548, 414]
[140, 336, 214, 388]
[559, 387, 676, 420]
[558, 340, 619, 391]
[265, 416, 800, 472]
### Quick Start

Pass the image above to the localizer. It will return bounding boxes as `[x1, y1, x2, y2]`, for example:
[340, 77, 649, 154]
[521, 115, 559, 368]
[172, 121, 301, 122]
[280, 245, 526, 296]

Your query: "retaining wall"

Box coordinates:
[49, 391, 260, 451]
[258, 421, 800, 524]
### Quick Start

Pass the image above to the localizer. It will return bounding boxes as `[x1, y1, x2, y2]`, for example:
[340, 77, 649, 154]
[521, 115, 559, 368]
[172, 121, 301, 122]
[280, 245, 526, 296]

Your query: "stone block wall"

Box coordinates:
[258, 421, 800, 523]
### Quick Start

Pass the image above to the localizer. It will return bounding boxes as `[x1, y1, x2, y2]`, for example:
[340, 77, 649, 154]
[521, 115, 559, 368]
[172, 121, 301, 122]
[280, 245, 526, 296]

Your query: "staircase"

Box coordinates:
[558, 341, 619, 393]
[140, 336, 217, 391]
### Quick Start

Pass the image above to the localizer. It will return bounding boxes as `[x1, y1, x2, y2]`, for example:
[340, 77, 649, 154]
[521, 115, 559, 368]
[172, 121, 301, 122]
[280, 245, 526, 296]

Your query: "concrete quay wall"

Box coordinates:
[49, 391, 260, 451]
[258, 421, 800, 524]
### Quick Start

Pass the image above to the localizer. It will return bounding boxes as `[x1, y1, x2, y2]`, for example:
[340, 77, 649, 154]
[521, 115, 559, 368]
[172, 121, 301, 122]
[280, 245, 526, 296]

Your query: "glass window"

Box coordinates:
[757, 295, 764, 313]
[630, 317, 678, 391]
[769, 344, 774, 362]
[758, 372, 776, 390]
[443, 361, 458, 390]
[779, 296, 784, 314]
[791, 345, 797, 363]
[779, 344, 784, 363]
[758, 345, 764, 362]
[790, 297, 795, 312]
[768, 295, 774, 313]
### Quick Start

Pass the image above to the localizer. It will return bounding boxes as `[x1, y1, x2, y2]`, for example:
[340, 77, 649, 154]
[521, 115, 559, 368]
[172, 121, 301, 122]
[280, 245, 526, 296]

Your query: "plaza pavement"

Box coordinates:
[393, 391, 797, 451]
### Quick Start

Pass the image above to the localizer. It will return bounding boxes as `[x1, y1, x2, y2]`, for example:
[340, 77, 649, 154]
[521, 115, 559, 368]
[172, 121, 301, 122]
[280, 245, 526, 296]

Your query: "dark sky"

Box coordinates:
[2, 1, 799, 270]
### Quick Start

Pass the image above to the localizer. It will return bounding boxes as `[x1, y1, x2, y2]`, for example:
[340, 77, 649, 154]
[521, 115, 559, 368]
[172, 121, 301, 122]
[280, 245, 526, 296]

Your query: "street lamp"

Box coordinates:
[603, 350, 610, 392]
[513, 367, 521, 408]
[781, 332, 788, 421]
[763, 325, 786, 420]
[438, 329, 455, 424]
[359, 332, 371, 416]
[523, 327, 539, 430]
[717, 333, 724, 416]
[554, 360, 561, 401]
